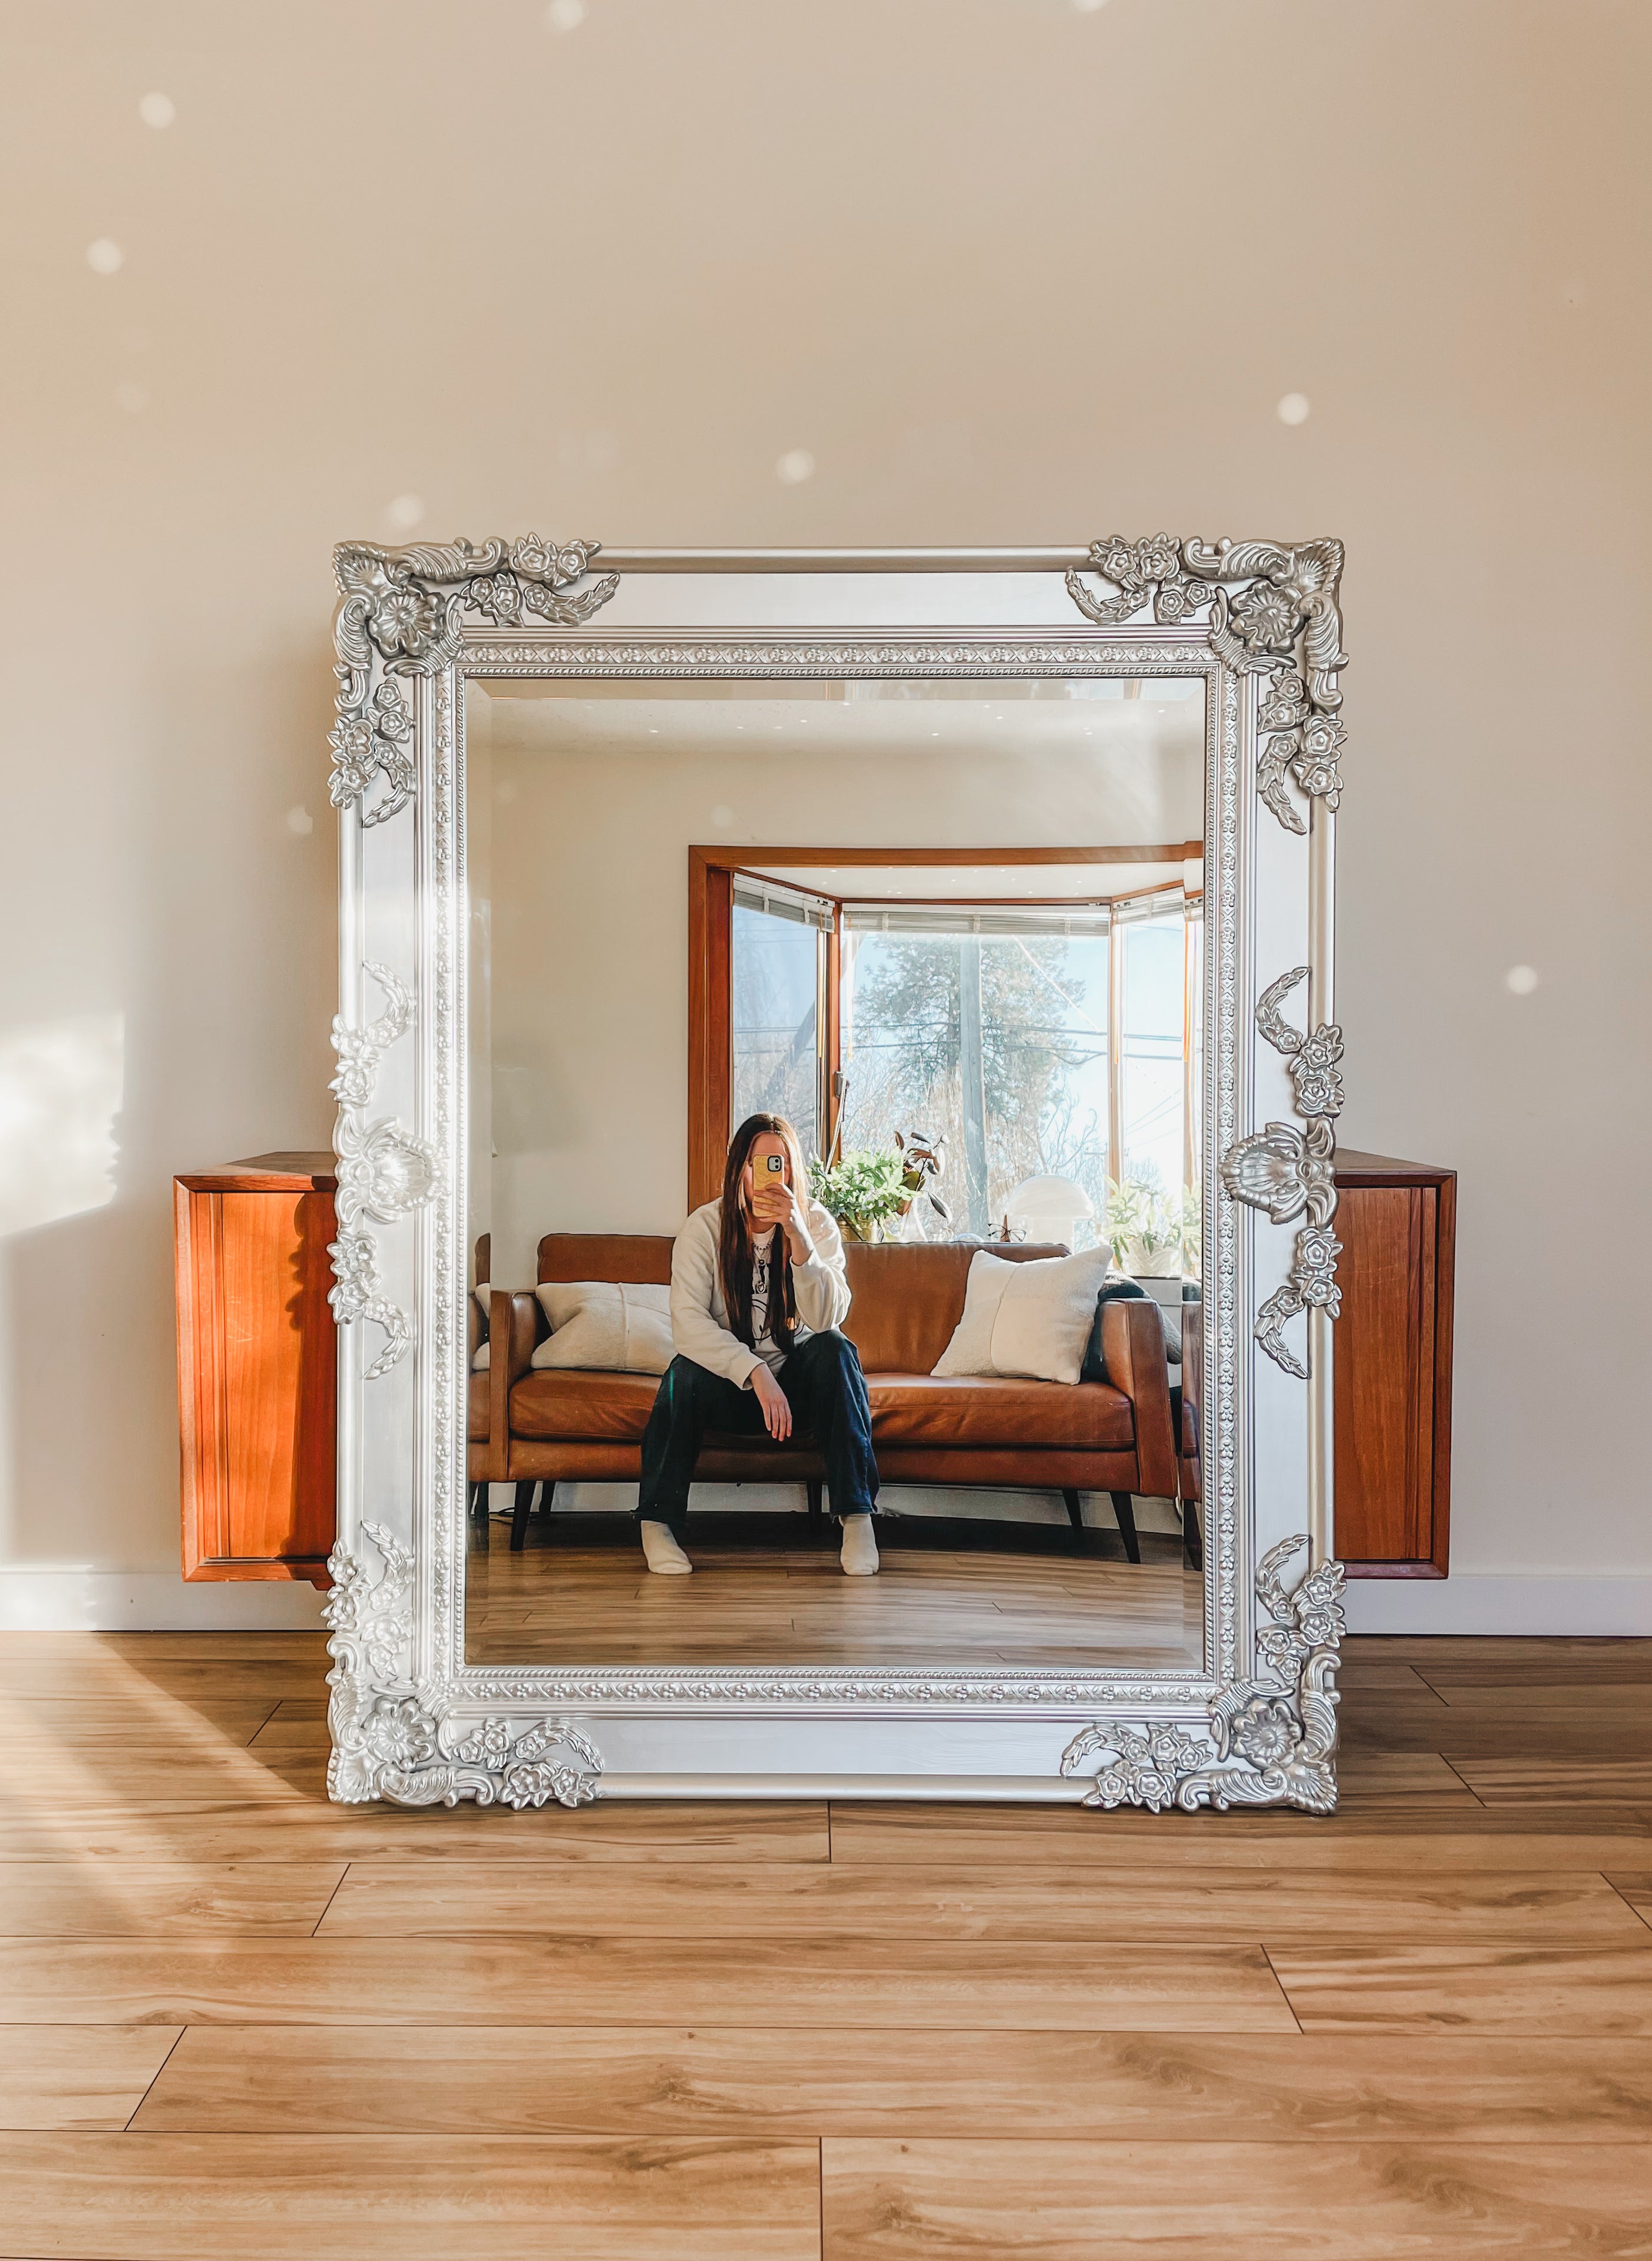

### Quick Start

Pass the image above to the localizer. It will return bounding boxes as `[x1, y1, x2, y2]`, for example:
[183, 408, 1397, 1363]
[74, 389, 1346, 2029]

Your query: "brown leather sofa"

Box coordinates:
[491, 1232, 1177, 1555]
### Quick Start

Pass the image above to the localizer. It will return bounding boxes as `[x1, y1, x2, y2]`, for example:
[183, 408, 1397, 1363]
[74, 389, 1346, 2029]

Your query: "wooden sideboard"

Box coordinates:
[174, 1153, 338, 1587]
[1332, 1148, 1457, 1579]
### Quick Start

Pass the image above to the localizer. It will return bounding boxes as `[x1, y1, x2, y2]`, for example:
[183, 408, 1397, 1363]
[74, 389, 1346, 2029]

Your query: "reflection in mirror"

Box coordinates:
[464, 676, 1206, 1672]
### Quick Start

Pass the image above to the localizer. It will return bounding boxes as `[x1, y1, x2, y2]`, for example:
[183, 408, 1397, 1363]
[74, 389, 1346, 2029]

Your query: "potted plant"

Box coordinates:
[1105, 1172, 1178, 1277]
[808, 1147, 912, 1242]
[893, 1127, 951, 1239]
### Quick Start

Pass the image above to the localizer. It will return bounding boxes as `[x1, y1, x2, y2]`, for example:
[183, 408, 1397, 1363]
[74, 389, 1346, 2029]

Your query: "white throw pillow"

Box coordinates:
[932, 1244, 1115, 1387]
[531, 1280, 674, 1375]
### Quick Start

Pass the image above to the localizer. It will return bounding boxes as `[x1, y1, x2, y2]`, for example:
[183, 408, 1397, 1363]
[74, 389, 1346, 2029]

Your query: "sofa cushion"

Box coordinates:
[840, 1241, 1072, 1375]
[933, 1245, 1115, 1385]
[532, 1280, 674, 1375]
[868, 1373, 1134, 1451]
[511, 1368, 659, 1442]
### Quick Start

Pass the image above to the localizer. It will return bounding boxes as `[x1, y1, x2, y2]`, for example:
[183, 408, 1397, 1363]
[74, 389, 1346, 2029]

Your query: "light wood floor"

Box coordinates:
[466, 1526, 1203, 1668]
[2, 1630, 1651, 2256]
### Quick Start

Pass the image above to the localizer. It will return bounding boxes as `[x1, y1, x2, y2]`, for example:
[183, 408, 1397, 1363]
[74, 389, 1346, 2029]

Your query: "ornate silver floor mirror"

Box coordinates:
[323, 540, 1346, 1812]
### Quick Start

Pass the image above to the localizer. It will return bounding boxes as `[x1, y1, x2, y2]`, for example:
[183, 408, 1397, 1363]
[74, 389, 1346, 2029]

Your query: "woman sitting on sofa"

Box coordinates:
[637, 1112, 880, 1577]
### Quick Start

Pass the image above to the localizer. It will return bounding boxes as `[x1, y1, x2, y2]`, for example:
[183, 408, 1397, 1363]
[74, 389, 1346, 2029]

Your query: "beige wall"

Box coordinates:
[2, 0, 1647, 1625]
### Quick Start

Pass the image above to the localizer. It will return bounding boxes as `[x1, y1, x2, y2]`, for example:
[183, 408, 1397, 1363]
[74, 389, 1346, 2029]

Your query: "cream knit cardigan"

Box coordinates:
[669, 1196, 852, 1388]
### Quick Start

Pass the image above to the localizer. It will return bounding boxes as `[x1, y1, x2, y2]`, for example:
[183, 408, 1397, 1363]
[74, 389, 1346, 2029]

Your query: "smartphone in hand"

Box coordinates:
[751, 1151, 789, 1224]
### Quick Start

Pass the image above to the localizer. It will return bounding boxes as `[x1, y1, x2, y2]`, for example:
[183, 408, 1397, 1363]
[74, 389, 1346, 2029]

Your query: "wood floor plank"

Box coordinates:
[1604, 1874, 1652, 1933]
[315, 1860, 1650, 1945]
[818, 2137, 1652, 2260]
[0, 1657, 326, 1700]
[1342, 1709, 1652, 1760]
[129, 2023, 1652, 2141]
[0, 2133, 818, 2261]
[0, 1862, 346, 1935]
[247, 1715, 337, 1752]
[0, 1698, 282, 1748]
[0, 2026, 183, 2131]
[1331, 1751, 1481, 1800]
[0, 1798, 830, 1864]
[0, 1754, 330, 1805]
[1270, 1942, 1652, 2032]
[1, 1632, 329, 1661]
[825, 1804, 1652, 1866]
[1335, 1665, 1445, 1694]
[0, 1935, 1296, 2029]
[1453, 1759, 1652, 1804]
[1344, 1637, 1652, 1672]
[1430, 1684, 1652, 1709]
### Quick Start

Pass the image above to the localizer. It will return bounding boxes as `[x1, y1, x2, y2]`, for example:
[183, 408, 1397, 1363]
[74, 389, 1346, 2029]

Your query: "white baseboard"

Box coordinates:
[1342, 1574, 1652, 1637]
[0, 1570, 329, 1632]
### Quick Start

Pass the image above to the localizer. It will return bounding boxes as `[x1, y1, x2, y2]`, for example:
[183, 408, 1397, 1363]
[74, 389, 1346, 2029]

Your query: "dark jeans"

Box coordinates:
[637, 1329, 878, 1538]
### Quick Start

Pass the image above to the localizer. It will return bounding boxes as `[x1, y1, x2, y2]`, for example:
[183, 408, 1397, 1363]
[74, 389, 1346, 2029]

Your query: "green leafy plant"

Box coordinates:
[809, 1147, 911, 1242]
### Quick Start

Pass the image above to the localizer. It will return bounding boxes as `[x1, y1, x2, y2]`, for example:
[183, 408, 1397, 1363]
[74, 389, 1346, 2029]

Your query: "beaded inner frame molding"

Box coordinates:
[322, 540, 1347, 1811]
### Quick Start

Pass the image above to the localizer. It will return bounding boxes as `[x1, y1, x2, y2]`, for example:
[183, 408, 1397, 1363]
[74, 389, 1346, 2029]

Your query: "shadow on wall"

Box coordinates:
[0, 1012, 124, 1240]
[0, 1011, 133, 1580]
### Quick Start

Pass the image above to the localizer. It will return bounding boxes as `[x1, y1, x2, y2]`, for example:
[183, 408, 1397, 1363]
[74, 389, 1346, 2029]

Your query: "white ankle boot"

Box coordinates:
[640, 1520, 692, 1574]
[840, 1514, 879, 1576]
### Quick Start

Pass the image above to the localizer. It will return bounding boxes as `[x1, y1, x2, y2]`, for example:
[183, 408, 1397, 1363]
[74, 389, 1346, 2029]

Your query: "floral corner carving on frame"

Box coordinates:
[328, 960, 434, 1379]
[323, 1521, 604, 1808]
[329, 534, 618, 824]
[1060, 1536, 1344, 1814]
[1067, 534, 1346, 834]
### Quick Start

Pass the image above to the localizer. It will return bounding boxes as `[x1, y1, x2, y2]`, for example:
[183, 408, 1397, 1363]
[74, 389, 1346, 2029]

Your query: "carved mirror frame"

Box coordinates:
[323, 539, 1347, 1813]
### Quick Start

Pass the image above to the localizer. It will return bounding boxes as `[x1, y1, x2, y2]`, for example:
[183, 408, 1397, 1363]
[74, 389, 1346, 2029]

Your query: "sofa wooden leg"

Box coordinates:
[1061, 1488, 1085, 1530]
[806, 1480, 824, 1520]
[1109, 1490, 1142, 1563]
[1181, 1497, 1203, 1572]
[510, 1481, 538, 1552]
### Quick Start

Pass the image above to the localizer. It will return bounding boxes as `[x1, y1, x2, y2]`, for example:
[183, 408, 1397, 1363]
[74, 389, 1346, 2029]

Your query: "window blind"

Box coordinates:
[731, 877, 835, 932]
[841, 903, 1113, 938]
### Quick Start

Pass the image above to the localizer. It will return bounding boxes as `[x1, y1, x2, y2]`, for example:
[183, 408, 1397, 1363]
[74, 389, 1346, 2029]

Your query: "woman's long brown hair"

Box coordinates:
[718, 1113, 809, 1352]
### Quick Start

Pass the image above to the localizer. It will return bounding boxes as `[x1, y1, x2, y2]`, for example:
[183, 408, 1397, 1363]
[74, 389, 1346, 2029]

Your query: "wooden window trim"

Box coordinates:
[688, 841, 1201, 1209]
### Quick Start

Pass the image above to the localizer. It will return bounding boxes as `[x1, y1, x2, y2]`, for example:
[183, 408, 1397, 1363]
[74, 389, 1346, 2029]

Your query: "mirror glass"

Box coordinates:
[464, 674, 1207, 1672]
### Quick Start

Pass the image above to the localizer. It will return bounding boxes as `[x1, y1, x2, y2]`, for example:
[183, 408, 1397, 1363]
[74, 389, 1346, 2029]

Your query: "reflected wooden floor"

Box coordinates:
[464, 1520, 1204, 1668]
[2, 1630, 1651, 2256]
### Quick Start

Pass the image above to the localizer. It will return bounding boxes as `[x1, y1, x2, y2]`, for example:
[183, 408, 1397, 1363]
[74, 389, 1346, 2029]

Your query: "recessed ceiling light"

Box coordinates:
[138, 91, 175, 128]
[1277, 392, 1311, 426]
[86, 239, 123, 275]
[776, 448, 815, 485]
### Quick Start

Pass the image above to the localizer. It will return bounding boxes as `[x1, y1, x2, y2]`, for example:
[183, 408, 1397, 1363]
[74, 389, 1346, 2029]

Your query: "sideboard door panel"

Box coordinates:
[1332, 1151, 1456, 1577]
[176, 1158, 337, 1585]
